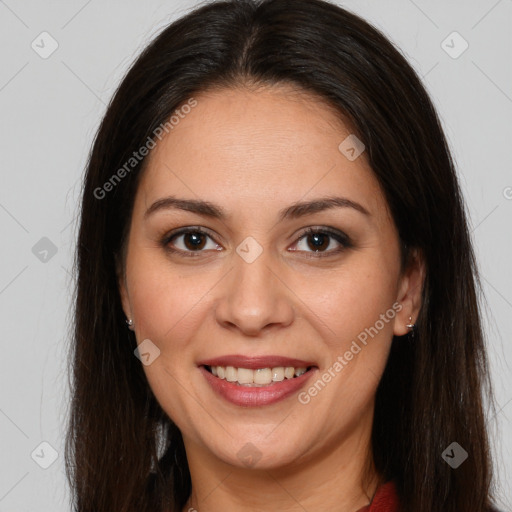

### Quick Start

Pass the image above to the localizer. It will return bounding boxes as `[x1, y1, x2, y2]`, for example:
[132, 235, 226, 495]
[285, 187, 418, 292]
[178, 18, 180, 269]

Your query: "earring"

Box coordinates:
[126, 318, 134, 330]
[406, 316, 416, 340]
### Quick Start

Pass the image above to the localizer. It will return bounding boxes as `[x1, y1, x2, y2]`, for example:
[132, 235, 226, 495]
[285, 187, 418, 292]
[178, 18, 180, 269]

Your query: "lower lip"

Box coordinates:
[199, 366, 317, 407]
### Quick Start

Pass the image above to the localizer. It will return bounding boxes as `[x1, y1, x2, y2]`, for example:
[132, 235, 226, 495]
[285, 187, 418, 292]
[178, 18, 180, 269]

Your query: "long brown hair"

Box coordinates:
[66, 0, 499, 510]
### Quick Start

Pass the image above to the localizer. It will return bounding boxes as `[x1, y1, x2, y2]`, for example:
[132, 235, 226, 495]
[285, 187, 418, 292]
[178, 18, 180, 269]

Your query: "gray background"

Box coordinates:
[0, 0, 511, 510]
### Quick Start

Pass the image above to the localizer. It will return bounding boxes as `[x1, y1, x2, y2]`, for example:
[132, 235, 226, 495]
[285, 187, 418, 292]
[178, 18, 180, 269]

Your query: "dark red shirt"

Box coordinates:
[355, 481, 399, 512]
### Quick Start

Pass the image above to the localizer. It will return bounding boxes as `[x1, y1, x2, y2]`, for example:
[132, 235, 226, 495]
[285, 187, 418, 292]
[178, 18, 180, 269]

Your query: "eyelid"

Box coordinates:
[290, 226, 351, 256]
[161, 226, 221, 257]
[161, 225, 351, 257]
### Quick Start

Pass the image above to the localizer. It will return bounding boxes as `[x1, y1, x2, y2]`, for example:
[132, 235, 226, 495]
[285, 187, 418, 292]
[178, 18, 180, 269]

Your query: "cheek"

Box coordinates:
[298, 263, 399, 414]
[298, 258, 399, 346]
[126, 257, 210, 420]
[127, 252, 208, 343]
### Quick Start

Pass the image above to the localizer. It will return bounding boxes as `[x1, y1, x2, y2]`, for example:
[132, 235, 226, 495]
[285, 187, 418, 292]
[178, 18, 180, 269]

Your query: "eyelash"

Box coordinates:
[160, 226, 352, 259]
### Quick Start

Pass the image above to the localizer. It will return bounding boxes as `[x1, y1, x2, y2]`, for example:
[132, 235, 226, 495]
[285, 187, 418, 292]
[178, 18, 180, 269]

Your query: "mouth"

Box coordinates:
[197, 356, 318, 407]
[203, 364, 315, 387]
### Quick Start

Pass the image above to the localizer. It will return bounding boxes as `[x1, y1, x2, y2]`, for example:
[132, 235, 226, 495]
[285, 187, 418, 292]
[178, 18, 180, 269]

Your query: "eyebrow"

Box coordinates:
[144, 195, 370, 221]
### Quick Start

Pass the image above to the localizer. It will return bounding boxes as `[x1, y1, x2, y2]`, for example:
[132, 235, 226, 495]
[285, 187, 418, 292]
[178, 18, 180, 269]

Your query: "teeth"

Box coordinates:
[272, 367, 285, 381]
[254, 368, 272, 384]
[207, 365, 309, 386]
[225, 366, 237, 382]
[284, 367, 295, 379]
[237, 367, 254, 384]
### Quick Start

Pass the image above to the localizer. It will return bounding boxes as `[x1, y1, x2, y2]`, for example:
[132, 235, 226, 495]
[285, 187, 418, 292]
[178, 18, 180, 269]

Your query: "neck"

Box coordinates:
[181, 414, 381, 512]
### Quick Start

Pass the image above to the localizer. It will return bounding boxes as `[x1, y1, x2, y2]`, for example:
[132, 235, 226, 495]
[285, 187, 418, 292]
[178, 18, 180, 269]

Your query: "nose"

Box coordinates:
[214, 248, 295, 336]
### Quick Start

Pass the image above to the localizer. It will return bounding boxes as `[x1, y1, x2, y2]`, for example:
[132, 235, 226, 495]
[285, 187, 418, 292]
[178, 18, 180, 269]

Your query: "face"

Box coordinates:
[119, 85, 423, 473]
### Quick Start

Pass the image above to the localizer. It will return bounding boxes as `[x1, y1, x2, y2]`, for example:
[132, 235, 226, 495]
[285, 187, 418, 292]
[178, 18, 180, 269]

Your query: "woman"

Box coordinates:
[65, 0, 502, 510]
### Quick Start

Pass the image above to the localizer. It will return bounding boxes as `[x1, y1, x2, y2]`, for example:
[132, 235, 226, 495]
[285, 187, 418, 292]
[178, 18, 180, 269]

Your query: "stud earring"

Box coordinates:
[406, 316, 416, 340]
[126, 318, 134, 330]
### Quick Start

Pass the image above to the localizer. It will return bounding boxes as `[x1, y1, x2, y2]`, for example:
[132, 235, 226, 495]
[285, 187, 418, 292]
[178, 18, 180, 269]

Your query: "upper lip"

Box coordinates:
[197, 355, 317, 369]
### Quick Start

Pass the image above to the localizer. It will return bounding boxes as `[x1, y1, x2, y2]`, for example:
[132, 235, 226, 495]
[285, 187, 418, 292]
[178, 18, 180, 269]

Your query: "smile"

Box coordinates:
[205, 365, 310, 386]
[199, 361, 317, 406]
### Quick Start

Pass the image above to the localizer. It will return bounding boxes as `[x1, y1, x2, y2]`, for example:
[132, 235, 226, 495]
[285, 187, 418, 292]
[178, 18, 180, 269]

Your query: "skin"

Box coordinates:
[118, 84, 425, 512]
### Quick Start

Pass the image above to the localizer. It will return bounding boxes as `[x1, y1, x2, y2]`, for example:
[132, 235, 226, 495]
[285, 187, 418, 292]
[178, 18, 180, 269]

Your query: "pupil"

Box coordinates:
[185, 232, 206, 250]
[308, 233, 328, 251]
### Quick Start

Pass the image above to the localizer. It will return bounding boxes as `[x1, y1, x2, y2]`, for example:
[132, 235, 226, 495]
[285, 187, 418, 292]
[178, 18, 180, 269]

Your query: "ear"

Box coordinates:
[393, 247, 425, 336]
[116, 253, 132, 321]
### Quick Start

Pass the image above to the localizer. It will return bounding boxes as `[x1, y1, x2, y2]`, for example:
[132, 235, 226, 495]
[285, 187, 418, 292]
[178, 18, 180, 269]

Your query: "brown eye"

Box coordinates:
[181, 231, 207, 251]
[305, 232, 330, 251]
[163, 228, 221, 256]
[291, 227, 351, 257]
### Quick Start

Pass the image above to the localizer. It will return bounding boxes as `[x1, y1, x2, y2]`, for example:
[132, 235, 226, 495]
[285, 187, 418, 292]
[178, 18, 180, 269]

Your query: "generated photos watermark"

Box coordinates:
[298, 301, 403, 405]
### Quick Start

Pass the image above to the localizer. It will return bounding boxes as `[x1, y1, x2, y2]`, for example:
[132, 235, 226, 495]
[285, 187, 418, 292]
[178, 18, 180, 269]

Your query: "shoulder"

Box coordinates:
[367, 480, 399, 511]
[370, 481, 504, 512]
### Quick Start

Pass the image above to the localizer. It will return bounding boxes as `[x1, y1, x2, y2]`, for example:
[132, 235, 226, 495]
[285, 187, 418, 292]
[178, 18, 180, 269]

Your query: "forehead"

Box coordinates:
[136, 85, 389, 223]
